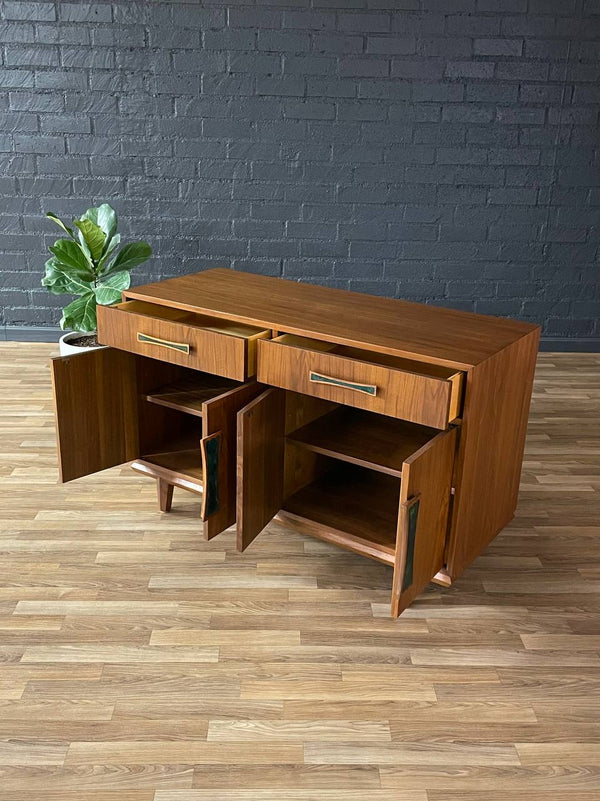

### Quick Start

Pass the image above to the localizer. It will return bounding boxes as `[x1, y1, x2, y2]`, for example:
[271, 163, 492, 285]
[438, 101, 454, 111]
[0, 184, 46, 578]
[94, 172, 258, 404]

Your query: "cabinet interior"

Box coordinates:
[287, 406, 438, 478]
[278, 392, 447, 565]
[133, 358, 238, 491]
[282, 459, 400, 564]
[103, 359, 453, 566]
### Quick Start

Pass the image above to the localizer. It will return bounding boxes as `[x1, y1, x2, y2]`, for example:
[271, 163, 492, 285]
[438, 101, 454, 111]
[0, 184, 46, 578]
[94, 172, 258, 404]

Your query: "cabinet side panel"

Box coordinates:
[446, 329, 540, 578]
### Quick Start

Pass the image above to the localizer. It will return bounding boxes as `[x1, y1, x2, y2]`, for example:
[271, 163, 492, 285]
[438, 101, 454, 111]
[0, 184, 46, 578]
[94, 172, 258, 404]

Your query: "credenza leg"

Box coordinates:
[432, 568, 452, 587]
[157, 479, 174, 512]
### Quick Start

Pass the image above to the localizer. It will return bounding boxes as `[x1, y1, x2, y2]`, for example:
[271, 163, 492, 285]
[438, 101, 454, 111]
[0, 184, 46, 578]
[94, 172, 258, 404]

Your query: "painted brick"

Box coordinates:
[284, 54, 336, 75]
[392, 58, 445, 80]
[0, 71, 35, 89]
[339, 57, 390, 78]
[3, 2, 56, 21]
[418, 36, 472, 58]
[58, 4, 112, 22]
[502, 15, 556, 36]
[0, 0, 594, 341]
[446, 15, 501, 36]
[0, 22, 35, 42]
[35, 72, 87, 90]
[14, 134, 64, 154]
[338, 13, 391, 33]
[496, 62, 550, 81]
[465, 82, 519, 104]
[9, 92, 64, 112]
[446, 61, 495, 79]
[477, 0, 526, 11]
[283, 11, 334, 30]
[474, 38, 523, 57]
[367, 36, 415, 55]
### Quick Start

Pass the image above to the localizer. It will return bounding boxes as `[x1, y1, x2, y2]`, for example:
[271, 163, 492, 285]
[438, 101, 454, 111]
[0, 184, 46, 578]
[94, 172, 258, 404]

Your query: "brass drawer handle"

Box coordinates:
[137, 332, 190, 355]
[309, 370, 377, 396]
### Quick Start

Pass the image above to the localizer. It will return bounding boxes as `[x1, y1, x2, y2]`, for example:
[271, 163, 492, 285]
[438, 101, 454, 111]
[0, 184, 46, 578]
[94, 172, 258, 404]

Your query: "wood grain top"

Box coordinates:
[123, 268, 539, 369]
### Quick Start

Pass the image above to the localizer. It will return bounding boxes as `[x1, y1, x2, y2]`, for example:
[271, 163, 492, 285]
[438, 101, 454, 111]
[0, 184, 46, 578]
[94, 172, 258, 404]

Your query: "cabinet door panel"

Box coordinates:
[202, 381, 264, 540]
[236, 388, 285, 551]
[391, 426, 457, 617]
[51, 348, 139, 482]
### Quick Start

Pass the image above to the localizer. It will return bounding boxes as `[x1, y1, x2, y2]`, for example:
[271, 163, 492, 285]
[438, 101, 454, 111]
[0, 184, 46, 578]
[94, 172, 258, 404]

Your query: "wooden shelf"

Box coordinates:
[280, 463, 400, 565]
[287, 407, 437, 477]
[132, 428, 205, 492]
[131, 447, 204, 493]
[144, 375, 238, 418]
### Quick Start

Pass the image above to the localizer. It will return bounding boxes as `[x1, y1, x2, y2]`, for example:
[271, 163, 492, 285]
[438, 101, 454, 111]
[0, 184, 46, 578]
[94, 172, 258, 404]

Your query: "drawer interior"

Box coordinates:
[117, 300, 270, 340]
[272, 334, 462, 381]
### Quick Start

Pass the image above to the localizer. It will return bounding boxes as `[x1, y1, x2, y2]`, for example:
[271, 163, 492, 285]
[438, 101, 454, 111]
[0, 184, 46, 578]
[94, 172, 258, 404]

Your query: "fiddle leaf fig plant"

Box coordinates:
[42, 203, 152, 333]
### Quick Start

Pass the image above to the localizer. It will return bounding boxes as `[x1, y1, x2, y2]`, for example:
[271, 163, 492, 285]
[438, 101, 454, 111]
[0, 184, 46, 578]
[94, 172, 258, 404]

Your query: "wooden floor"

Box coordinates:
[1, 342, 599, 801]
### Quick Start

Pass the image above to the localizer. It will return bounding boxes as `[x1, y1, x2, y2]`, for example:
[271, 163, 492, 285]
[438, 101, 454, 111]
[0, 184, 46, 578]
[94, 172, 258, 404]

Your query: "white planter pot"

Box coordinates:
[59, 331, 106, 357]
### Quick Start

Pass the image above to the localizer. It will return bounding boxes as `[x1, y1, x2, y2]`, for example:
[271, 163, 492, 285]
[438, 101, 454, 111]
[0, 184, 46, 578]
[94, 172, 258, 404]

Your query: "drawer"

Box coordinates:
[257, 334, 464, 429]
[97, 300, 271, 381]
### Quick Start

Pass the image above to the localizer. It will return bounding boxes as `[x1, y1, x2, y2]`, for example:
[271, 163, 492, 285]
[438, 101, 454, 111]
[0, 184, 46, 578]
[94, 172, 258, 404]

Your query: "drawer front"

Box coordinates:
[98, 303, 250, 381]
[257, 339, 456, 429]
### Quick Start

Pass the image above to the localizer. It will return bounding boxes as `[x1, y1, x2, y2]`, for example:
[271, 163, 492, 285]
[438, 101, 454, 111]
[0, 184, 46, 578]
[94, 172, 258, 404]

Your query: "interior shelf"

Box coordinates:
[144, 375, 238, 418]
[280, 462, 400, 564]
[136, 448, 203, 483]
[132, 427, 205, 492]
[287, 406, 437, 477]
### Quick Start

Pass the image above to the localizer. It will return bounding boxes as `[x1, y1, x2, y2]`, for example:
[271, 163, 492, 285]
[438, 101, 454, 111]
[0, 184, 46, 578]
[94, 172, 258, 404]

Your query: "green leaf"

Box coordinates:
[46, 212, 75, 239]
[42, 257, 93, 296]
[81, 203, 117, 241]
[74, 218, 106, 263]
[105, 241, 152, 274]
[60, 292, 97, 333]
[95, 270, 130, 305]
[96, 203, 118, 246]
[49, 239, 94, 278]
[81, 203, 118, 256]
[97, 233, 121, 274]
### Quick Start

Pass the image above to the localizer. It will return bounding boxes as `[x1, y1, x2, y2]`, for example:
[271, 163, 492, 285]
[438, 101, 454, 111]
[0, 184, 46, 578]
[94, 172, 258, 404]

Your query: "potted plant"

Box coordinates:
[42, 203, 152, 355]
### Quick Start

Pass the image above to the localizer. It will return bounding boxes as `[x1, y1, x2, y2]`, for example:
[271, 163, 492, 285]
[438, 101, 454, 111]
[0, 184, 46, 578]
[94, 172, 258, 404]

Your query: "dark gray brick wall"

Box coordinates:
[0, 0, 599, 338]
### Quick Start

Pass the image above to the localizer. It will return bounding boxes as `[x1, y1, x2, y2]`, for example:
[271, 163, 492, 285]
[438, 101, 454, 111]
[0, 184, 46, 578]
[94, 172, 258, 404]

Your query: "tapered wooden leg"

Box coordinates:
[157, 479, 174, 512]
[432, 568, 453, 587]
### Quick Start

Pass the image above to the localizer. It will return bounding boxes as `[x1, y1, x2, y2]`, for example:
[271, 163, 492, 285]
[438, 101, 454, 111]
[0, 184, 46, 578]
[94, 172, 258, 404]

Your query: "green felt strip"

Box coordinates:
[203, 435, 220, 518]
[402, 499, 420, 592]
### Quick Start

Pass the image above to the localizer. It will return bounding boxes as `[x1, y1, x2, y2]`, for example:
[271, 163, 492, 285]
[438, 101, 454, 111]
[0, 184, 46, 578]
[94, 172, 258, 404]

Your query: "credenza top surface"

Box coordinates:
[123, 268, 539, 370]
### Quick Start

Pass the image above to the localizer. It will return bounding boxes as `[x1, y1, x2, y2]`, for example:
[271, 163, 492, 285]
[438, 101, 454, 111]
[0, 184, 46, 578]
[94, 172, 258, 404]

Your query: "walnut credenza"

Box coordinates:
[51, 269, 540, 617]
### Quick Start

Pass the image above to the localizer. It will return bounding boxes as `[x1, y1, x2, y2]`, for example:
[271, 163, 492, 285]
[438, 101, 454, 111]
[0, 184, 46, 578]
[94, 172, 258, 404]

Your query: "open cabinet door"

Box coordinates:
[51, 348, 139, 483]
[391, 426, 457, 617]
[202, 381, 264, 540]
[236, 388, 285, 551]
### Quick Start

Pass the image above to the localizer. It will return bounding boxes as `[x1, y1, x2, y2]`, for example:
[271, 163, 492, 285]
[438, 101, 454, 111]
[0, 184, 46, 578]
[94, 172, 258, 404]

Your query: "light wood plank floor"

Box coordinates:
[0, 342, 599, 801]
